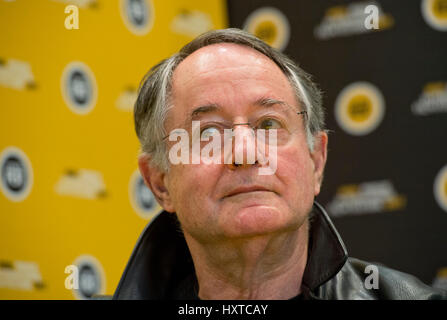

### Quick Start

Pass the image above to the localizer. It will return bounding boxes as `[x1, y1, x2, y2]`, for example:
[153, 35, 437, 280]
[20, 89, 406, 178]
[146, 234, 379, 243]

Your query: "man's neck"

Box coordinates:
[183, 220, 309, 300]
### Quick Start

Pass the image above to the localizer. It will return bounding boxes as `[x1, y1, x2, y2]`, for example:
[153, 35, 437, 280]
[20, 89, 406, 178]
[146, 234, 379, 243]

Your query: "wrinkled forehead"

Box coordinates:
[169, 43, 296, 116]
[172, 43, 289, 88]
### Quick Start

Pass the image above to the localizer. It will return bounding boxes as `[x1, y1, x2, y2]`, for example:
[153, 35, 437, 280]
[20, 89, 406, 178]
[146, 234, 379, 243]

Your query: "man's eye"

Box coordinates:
[259, 118, 282, 130]
[201, 126, 220, 139]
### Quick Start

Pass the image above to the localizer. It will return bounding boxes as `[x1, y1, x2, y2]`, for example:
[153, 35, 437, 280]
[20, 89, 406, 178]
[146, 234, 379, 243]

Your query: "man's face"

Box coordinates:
[157, 43, 327, 242]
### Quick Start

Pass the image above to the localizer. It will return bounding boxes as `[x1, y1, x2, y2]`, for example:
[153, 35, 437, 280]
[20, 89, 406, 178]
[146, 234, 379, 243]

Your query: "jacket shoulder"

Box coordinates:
[319, 257, 447, 300]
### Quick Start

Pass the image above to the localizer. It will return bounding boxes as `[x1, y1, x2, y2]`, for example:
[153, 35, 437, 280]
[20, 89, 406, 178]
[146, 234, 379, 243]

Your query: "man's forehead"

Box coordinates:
[173, 43, 283, 82]
[168, 43, 297, 126]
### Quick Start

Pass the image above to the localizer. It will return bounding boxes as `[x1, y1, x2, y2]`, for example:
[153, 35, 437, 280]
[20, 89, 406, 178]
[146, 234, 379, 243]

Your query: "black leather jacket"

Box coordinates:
[113, 202, 446, 300]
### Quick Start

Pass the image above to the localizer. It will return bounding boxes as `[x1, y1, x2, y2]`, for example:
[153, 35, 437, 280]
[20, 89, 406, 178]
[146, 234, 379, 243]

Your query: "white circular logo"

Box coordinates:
[0, 147, 33, 202]
[422, 0, 447, 31]
[129, 169, 161, 219]
[61, 62, 97, 115]
[335, 82, 385, 136]
[120, 0, 154, 35]
[434, 164, 447, 212]
[72, 255, 105, 300]
[243, 7, 291, 52]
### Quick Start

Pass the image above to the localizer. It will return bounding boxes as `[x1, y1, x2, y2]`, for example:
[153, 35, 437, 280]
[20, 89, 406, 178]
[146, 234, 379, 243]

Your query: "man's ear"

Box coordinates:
[310, 131, 328, 197]
[138, 153, 175, 213]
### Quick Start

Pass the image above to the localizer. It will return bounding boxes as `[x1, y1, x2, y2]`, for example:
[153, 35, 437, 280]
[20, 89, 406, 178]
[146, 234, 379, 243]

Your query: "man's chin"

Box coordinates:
[223, 205, 296, 238]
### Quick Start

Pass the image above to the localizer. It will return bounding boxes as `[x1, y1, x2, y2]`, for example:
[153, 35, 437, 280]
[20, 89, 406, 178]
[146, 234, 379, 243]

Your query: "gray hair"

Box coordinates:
[134, 28, 325, 172]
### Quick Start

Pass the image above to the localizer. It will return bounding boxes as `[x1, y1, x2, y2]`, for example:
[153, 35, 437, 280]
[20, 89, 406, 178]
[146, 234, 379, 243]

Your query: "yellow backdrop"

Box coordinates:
[0, 0, 227, 299]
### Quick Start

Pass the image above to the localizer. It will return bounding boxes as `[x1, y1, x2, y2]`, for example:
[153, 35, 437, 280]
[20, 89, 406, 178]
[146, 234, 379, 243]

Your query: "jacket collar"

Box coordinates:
[113, 202, 348, 299]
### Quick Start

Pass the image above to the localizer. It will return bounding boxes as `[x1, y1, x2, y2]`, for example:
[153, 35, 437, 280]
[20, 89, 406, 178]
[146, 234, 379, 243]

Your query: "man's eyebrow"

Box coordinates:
[188, 98, 289, 122]
[254, 97, 288, 107]
[190, 104, 221, 119]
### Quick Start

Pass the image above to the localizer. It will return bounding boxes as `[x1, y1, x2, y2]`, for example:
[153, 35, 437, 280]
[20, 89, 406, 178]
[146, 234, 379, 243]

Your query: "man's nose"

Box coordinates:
[225, 124, 260, 170]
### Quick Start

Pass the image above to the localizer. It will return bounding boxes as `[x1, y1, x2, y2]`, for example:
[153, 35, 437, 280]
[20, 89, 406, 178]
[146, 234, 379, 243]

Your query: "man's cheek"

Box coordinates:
[276, 154, 305, 178]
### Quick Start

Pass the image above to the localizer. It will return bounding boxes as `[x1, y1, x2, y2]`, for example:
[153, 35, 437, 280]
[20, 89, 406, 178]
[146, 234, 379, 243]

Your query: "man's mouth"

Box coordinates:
[223, 186, 273, 199]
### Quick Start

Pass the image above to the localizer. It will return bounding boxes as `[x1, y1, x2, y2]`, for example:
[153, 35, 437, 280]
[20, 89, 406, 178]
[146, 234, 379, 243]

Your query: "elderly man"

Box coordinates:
[113, 28, 445, 300]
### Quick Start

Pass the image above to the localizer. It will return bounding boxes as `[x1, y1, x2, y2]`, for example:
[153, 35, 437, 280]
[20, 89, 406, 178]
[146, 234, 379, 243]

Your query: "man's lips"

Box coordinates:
[223, 186, 274, 199]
